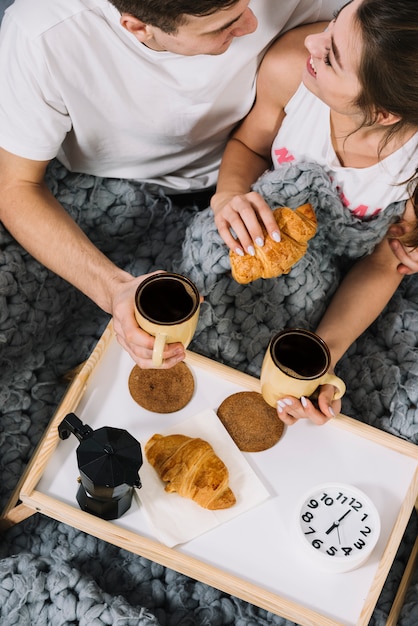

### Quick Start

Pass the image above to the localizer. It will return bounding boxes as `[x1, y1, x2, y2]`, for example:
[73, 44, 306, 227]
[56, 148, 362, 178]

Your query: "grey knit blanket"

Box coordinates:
[0, 158, 417, 625]
[178, 162, 418, 441]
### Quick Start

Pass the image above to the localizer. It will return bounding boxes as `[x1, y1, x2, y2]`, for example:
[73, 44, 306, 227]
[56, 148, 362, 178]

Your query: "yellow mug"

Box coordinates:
[260, 328, 346, 407]
[134, 272, 200, 367]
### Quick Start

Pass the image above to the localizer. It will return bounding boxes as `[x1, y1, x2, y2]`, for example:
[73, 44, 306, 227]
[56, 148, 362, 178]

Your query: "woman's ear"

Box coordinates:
[376, 109, 402, 127]
[120, 13, 154, 43]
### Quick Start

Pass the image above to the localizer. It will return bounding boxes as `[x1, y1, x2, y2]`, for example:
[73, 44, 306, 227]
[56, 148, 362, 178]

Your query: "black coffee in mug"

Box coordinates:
[271, 329, 329, 380]
[136, 274, 198, 324]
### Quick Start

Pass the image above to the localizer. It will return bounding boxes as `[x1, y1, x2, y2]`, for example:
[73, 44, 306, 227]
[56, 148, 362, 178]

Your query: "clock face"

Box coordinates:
[296, 483, 381, 573]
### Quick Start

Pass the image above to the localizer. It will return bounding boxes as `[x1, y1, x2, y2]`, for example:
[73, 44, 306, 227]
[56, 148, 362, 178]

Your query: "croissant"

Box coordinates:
[145, 433, 236, 510]
[230, 203, 317, 284]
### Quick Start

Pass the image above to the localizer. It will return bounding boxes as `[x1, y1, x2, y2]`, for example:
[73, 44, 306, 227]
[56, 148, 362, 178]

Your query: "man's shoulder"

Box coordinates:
[4, 0, 109, 37]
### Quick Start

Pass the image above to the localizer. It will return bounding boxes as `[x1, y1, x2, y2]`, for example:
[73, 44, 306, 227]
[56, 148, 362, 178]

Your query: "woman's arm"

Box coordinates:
[276, 205, 412, 426]
[315, 238, 403, 367]
[211, 22, 327, 255]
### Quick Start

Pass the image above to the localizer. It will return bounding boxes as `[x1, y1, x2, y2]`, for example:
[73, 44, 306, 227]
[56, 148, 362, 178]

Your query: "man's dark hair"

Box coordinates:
[109, 0, 240, 33]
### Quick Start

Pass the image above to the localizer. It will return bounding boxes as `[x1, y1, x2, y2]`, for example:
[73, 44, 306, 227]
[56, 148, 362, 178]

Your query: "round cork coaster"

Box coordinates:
[217, 391, 284, 452]
[128, 362, 195, 413]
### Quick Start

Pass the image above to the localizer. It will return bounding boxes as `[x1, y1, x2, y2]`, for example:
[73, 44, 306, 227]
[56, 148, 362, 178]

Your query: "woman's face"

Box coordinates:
[302, 0, 363, 117]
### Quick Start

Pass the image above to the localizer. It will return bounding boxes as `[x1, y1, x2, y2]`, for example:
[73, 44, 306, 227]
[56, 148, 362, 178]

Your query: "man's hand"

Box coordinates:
[388, 222, 418, 275]
[110, 272, 187, 369]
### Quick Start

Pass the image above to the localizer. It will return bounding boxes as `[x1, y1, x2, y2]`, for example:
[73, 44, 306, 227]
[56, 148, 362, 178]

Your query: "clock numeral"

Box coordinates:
[326, 546, 338, 556]
[320, 493, 334, 506]
[360, 525, 372, 537]
[336, 493, 364, 512]
[342, 547, 353, 556]
[312, 539, 323, 549]
[302, 511, 314, 523]
[304, 526, 316, 535]
[354, 539, 366, 550]
[361, 513, 368, 522]
[336, 492, 348, 504]
[307, 499, 319, 509]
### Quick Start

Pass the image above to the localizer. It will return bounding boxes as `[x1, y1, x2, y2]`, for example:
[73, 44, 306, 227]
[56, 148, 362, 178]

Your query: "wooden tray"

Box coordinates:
[14, 322, 418, 626]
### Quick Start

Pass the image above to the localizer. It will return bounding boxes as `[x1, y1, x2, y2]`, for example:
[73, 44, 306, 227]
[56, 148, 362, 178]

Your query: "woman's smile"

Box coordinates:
[307, 56, 317, 77]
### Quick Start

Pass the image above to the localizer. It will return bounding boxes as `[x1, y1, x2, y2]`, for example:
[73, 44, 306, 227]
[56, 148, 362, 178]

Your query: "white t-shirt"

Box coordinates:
[0, 0, 343, 192]
[272, 83, 418, 217]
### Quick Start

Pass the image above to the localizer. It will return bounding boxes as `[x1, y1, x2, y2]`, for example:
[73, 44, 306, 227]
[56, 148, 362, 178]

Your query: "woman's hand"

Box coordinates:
[211, 190, 281, 256]
[275, 384, 341, 426]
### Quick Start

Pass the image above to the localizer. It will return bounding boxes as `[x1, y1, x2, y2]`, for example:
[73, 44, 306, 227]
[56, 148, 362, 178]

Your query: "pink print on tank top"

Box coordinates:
[335, 185, 382, 218]
[273, 147, 295, 164]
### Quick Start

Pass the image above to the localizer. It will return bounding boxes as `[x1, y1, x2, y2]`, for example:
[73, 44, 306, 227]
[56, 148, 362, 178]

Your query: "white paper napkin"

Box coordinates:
[137, 408, 270, 546]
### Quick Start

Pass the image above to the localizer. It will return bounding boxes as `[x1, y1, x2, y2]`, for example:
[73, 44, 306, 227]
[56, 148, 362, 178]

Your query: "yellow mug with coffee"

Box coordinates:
[134, 272, 200, 367]
[260, 328, 346, 407]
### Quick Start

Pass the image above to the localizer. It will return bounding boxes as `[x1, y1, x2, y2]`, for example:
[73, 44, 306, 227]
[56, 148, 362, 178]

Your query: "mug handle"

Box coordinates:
[322, 373, 346, 400]
[152, 333, 168, 367]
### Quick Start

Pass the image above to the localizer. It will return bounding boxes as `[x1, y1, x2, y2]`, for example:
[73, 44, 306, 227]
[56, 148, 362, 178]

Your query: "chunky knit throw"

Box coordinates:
[0, 158, 417, 625]
[178, 161, 418, 442]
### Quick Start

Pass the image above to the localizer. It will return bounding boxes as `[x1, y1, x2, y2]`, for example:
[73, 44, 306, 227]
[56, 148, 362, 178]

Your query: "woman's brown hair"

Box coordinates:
[354, 0, 418, 247]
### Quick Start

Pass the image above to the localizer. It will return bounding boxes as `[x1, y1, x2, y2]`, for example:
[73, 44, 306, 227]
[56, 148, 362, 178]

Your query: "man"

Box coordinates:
[0, 0, 354, 368]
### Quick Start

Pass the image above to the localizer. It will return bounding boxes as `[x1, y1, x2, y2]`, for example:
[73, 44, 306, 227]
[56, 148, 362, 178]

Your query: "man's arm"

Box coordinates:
[0, 148, 186, 368]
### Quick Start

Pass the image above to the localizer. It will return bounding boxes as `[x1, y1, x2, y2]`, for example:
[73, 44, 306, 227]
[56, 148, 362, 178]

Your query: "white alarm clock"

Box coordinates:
[295, 482, 381, 573]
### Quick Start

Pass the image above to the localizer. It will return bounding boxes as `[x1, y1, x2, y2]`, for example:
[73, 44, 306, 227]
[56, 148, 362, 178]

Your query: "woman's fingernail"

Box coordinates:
[277, 401, 283, 413]
[301, 396, 308, 408]
[283, 398, 292, 406]
[328, 406, 336, 417]
[247, 245, 255, 256]
[255, 237, 264, 247]
[272, 231, 281, 242]
[235, 247, 244, 256]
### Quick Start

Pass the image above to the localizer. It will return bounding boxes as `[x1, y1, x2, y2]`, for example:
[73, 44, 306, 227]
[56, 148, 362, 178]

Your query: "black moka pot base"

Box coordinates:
[76, 483, 134, 520]
[58, 413, 143, 521]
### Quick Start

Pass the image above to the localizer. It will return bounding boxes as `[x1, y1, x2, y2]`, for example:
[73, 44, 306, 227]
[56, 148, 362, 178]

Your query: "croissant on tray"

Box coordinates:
[145, 433, 236, 510]
[230, 203, 317, 284]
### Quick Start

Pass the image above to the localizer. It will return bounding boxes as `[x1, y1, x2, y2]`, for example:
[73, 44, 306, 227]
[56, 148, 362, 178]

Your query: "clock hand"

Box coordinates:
[337, 509, 352, 523]
[336, 525, 341, 545]
[325, 509, 352, 535]
[325, 522, 338, 535]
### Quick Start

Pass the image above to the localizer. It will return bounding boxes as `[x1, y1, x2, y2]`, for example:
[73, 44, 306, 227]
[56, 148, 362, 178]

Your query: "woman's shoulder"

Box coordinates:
[258, 22, 327, 109]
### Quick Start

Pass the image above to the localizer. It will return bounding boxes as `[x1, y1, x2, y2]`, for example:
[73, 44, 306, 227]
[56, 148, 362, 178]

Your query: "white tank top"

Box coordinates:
[271, 83, 418, 218]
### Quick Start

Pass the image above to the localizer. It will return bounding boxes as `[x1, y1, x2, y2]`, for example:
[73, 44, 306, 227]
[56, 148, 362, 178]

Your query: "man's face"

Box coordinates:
[143, 0, 258, 55]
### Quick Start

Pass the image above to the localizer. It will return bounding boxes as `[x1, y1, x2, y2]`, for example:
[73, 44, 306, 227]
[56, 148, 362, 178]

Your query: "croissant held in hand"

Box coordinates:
[145, 433, 236, 510]
[230, 203, 317, 284]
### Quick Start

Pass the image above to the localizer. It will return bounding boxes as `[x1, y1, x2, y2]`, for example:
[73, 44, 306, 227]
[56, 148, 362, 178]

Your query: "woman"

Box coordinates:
[210, 0, 418, 425]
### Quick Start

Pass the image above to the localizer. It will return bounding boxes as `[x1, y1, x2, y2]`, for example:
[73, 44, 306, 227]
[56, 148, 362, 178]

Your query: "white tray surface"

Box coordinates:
[37, 338, 417, 626]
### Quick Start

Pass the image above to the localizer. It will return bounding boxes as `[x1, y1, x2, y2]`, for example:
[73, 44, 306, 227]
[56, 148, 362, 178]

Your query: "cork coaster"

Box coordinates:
[217, 391, 284, 452]
[128, 362, 195, 413]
